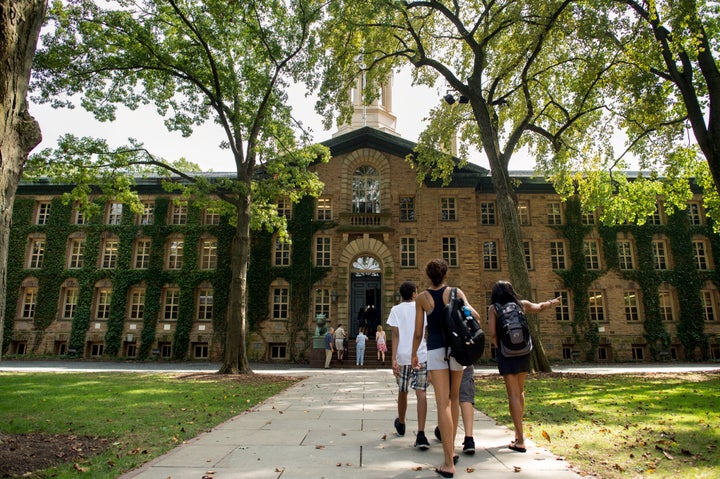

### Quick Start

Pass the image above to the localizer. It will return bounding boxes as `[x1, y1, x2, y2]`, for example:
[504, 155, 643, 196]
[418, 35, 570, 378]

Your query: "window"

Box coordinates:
[36, 202, 51, 225]
[582, 210, 596, 225]
[200, 238, 218, 270]
[693, 239, 709, 270]
[400, 237, 416, 268]
[72, 204, 86, 225]
[67, 238, 85, 269]
[550, 241, 566, 269]
[617, 240, 634, 270]
[163, 287, 180, 320]
[702, 290, 717, 321]
[314, 288, 330, 322]
[483, 241, 499, 270]
[352, 166, 380, 213]
[652, 240, 668, 270]
[648, 203, 663, 225]
[480, 202, 496, 225]
[317, 197, 332, 221]
[631, 344, 645, 360]
[274, 235, 291, 266]
[624, 291, 640, 321]
[95, 287, 112, 319]
[270, 343, 288, 359]
[203, 207, 220, 225]
[170, 203, 187, 225]
[400, 196, 415, 221]
[62, 286, 79, 320]
[90, 343, 105, 357]
[584, 240, 600, 270]
[134, 239, 151, 269]
[315, 237, 331, 267]
[106, 202, 123, 225]
[518, 201, 530, 226]
[547, 202, 562, 225]
[27, 238, 45, 269]
[128, 288, 145, 320]
[193, 343, 209, 359]
[442, 237, 458, 267]
[197, 288, 213, 320]
[167, 239, 184, 270]
[277, 198, 291, 218]
[21, 287, 37, 319]
[100, 237, 119, 269]
[659, 290, 674, 321]
[688, 202, 703, 225]
[272, 287, 289, 320]
[554, 291, 571, 321]
[441, 197, 456, 221]
[138, 201, 154, 225]
[523, 241, 533, 270]
[588, 290, 605, 321]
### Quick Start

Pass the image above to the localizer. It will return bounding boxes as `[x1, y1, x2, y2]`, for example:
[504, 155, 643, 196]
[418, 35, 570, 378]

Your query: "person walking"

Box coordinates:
[355, 328, 368, 366]
[387, 281, 429, 449]
[412, 258, 480, 478]
[324, 327, 335, 369]
[375, 324, 387, 365]
[487, 280, 560, 453]
[334, 324, 346, 364]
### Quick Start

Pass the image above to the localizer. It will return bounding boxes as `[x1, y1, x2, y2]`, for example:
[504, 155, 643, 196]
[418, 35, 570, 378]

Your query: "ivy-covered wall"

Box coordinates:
[560, 196, 711, 360]
[4, 196, 234, 359]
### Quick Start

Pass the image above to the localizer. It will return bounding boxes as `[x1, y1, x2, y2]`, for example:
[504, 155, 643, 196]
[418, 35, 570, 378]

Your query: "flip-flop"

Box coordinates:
[508, 442, 527, 453]
[434, 466, 454, 478]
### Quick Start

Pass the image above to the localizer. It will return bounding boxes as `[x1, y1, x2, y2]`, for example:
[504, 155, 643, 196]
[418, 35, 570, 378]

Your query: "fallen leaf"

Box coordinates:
[466, 467, 475, 472]
[341, 432, 347, 436]
[412, 466, 423, 471]
[513, 466, 522, 472]
[542, 430, 551, 442]
[315, 445, 325, 449]
[381, 434, 387, 440]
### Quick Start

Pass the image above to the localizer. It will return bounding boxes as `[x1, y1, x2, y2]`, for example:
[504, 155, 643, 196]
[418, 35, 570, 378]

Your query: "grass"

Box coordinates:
[0, 371, 300, 478]
[473, 371, 720, 479]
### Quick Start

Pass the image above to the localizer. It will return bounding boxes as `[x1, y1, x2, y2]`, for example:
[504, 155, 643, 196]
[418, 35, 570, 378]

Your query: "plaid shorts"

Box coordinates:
[396, 363, 428, 393]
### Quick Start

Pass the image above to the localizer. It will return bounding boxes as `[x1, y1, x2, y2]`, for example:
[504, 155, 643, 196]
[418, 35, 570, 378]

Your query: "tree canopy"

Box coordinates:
[30, 0, 330, 372]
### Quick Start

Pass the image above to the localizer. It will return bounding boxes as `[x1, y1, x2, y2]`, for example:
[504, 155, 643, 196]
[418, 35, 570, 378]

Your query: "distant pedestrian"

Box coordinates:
[324, 327, 335, 369]
[387, 281, 429, 450]
[355, 328, 368, 366]
[487, 280, 560, 453]
[357, 307, 367, 334]
[365, 305, 378, 337]
[334, 324, 346, 364]
[375, 324, 387, 365]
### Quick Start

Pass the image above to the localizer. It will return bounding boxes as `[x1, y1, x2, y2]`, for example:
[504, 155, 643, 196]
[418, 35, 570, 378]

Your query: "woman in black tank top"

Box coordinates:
[411, 259, 480, 478]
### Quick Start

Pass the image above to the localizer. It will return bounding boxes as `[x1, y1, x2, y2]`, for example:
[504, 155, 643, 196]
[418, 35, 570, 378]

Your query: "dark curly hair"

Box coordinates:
[491, 280, 521, 305]
[425, 258, 448, 287]
[398, 281, 417, 301]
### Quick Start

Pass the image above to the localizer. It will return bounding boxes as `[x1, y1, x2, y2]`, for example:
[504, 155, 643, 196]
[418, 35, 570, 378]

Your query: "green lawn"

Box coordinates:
[473, 371, 720, 479]
[0, 371, 299, 478]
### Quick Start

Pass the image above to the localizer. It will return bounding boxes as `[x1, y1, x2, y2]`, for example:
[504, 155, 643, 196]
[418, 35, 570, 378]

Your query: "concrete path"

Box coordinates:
[117, 369, 582, 479]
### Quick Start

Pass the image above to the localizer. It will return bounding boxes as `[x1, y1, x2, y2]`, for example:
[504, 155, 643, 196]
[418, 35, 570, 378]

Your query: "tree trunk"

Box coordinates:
[471, 101, 552, 373]
[0, 0, 46, 359]
[218, 188, 253, 374]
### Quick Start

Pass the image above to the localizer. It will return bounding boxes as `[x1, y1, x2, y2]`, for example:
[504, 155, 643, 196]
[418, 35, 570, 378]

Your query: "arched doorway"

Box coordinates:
[350, 255, 381, 337]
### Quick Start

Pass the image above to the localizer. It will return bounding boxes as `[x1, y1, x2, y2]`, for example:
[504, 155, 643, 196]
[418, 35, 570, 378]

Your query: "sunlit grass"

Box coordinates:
[0, 372, 299, 478]
[473, 372, 720, 479]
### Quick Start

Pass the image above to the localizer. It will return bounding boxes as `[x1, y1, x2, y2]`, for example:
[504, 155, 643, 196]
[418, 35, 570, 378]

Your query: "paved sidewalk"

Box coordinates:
[120, 369, 582, 479]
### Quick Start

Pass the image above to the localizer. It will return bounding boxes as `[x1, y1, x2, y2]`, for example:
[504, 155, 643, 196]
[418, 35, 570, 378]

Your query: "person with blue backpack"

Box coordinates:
[487, 280, 560, 454]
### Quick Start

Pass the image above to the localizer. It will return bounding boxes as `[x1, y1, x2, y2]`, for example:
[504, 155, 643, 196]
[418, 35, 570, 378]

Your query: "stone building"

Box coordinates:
[5, 79, 720, 363]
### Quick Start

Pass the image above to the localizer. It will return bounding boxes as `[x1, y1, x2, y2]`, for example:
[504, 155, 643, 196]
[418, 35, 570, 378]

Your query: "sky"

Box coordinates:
[29, 68, 538, 172]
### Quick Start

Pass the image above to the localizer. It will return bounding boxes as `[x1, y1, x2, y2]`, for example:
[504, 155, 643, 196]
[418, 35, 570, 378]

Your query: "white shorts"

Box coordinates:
[426, 347, 464, 371]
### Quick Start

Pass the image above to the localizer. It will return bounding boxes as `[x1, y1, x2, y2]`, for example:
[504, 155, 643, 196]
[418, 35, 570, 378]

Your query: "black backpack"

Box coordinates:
[442, 288, 485, 366]
[494, 302, 533, 357]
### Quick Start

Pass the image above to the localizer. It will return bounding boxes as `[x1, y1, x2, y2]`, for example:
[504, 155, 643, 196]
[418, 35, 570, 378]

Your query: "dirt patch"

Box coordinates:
[0, 433, 110, 478]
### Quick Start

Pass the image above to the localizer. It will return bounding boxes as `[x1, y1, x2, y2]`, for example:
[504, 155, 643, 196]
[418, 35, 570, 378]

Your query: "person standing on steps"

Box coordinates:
[375, 324, 387, 365]
[355, 328, 368, 366]
[387, 281, 429, 449]
[412, 258, 480, 478]
[334, 324, 346, 364]
[324, 327, 335, 369]
[487, 280, 560, 454]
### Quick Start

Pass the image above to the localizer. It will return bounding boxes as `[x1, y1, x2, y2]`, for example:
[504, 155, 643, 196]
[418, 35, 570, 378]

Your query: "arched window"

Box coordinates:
[352, 166, 379, 213]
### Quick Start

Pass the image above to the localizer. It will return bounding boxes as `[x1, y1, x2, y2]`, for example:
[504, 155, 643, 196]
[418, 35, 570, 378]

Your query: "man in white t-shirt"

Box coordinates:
[387, 281, 430, 449]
